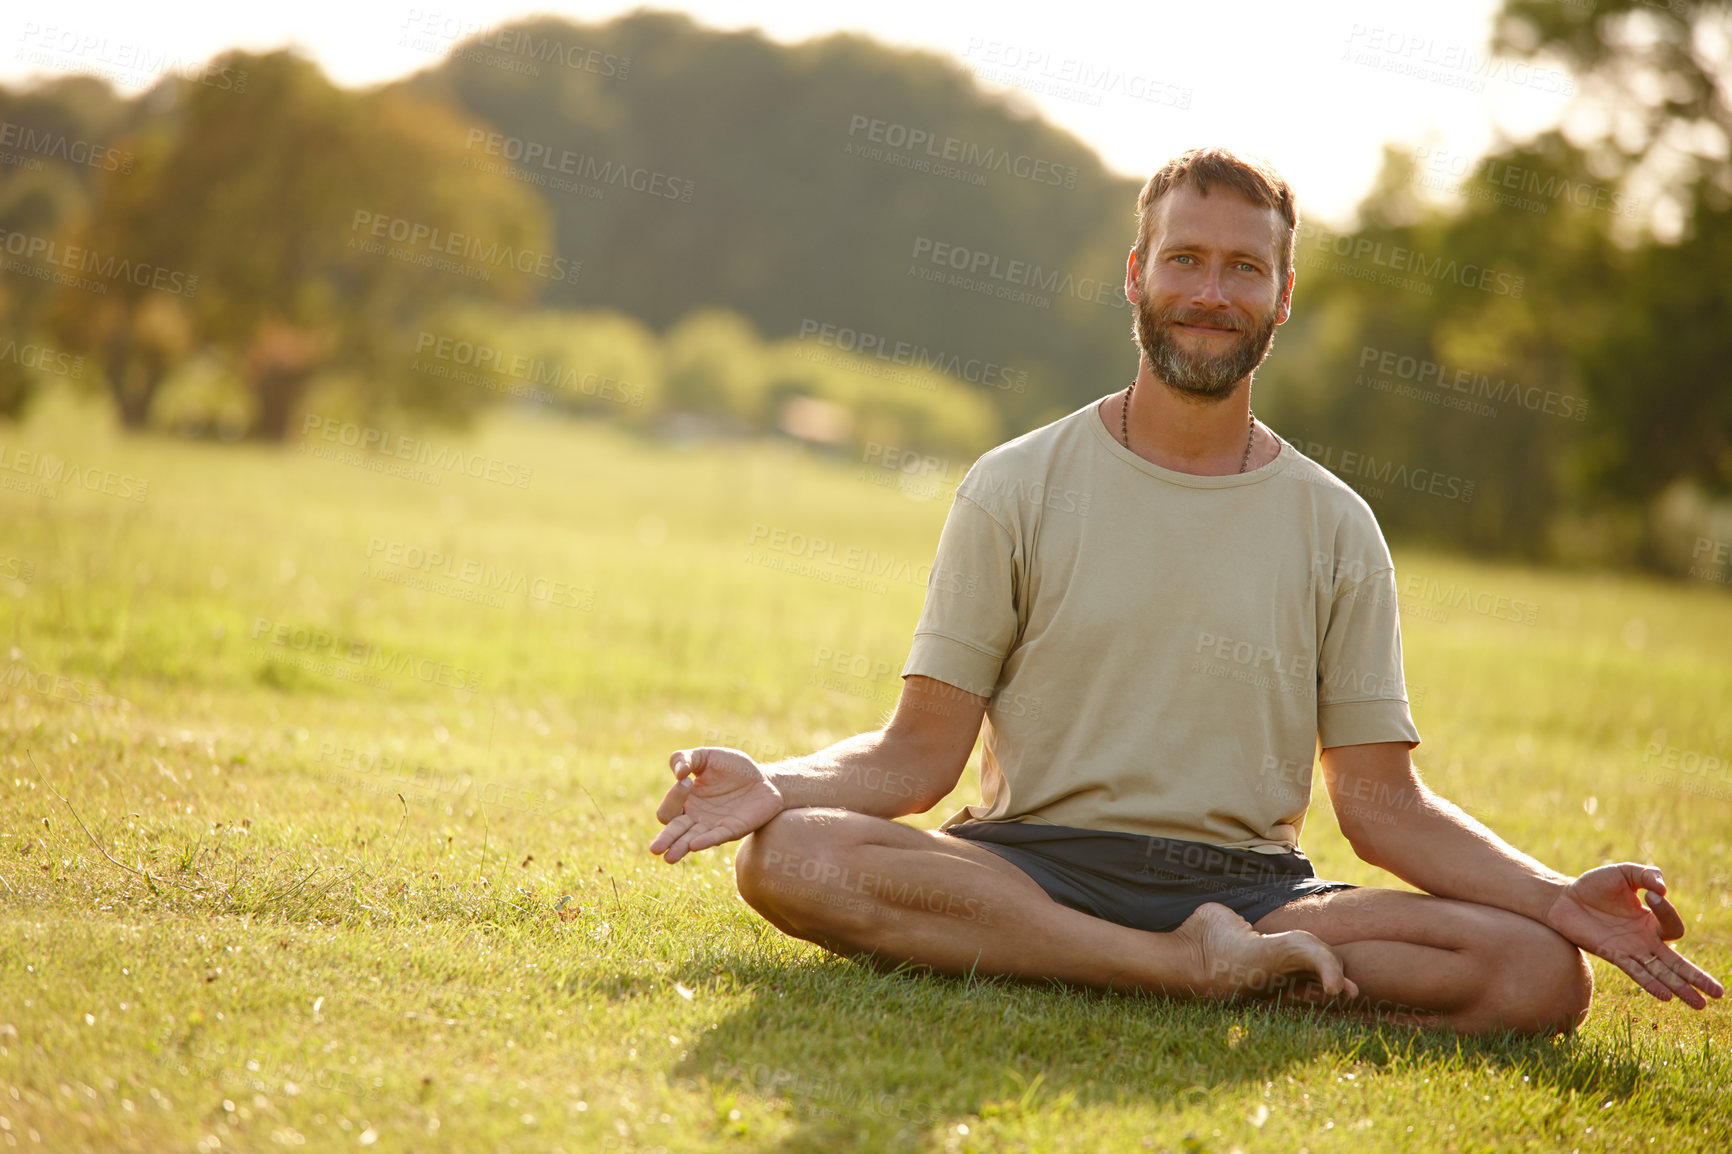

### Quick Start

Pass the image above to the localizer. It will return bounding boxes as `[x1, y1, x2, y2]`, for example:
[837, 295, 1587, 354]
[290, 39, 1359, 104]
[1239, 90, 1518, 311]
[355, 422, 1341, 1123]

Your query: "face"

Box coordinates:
[1127, 183, 1293, 400]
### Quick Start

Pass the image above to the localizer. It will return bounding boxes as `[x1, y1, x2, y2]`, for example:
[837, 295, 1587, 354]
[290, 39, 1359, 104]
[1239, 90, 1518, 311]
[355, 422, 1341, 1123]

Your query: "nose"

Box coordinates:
[1191, 260, 1230, 309]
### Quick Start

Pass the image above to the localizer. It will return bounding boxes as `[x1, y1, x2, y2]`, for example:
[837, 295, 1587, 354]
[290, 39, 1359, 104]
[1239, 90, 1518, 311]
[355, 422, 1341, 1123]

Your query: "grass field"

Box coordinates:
[1, 390, 1729, 1153]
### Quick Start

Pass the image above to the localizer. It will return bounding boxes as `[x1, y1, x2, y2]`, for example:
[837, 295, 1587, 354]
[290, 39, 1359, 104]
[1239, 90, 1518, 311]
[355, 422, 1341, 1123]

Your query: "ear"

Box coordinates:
[1124, 248, 1141, 305]
[1275, 264, 1295, 325]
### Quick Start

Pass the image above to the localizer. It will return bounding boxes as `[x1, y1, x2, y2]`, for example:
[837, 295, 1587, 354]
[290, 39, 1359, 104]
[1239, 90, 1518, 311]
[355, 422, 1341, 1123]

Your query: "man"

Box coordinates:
[649, 147, 1722, 1034]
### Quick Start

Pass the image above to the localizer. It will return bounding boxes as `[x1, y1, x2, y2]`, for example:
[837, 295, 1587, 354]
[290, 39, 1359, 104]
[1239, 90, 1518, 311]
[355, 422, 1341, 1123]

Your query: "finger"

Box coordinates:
[1643, 889, 1687, 940]
[650, 814, 693, 857]
[654, 778, 693, 825]
[686, 823, 739, 853]
[1611, 952, 1673, 1002]
[669, 749, 693, 780]
[665, 821, 710, 864]
[1657, 944, 1724, 1003]
[1643, 951, 1706, 1009]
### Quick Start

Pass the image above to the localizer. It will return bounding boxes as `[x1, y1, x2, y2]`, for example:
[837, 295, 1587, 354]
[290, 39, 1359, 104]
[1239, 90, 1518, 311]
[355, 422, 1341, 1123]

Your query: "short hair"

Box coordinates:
[1132, 147, 1299, 284]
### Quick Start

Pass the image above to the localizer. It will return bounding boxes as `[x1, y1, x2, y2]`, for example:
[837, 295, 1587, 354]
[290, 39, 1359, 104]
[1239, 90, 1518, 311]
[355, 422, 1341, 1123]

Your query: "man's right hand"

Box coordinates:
[650, 747, 785, 864]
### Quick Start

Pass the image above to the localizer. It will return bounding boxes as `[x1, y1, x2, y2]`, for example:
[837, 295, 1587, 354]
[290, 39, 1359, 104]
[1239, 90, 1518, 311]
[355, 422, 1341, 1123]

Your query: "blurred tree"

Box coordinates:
[404, 12, 1144, 432]
[1260, 139, 1619, 559]
[663, 309, 767, 427]
[1496, 0, 1731, 196]
[44, 50, 553, 437]
[0, 75, 138, 418]
[1495, 0, 1732, 565]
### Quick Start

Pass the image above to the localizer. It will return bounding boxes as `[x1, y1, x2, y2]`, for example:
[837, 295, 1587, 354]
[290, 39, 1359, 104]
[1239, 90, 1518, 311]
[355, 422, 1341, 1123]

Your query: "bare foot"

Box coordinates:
[1173, 902, 1360, 1002]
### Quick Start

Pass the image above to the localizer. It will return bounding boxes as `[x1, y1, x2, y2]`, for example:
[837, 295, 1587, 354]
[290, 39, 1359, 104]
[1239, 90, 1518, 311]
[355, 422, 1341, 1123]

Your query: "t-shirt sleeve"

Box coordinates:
[900, 494, 1019, 699]
[1316, 567, 1422, 749]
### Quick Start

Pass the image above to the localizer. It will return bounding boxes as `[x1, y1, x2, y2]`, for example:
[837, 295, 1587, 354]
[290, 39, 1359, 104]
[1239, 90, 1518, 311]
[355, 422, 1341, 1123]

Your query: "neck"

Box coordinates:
[1119, 361, 1258, 475]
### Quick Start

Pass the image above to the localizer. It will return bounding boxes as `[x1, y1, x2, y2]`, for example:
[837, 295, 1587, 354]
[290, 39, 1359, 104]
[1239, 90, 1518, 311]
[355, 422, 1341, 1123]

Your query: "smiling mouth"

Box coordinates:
[1173, 321, 1240, 334]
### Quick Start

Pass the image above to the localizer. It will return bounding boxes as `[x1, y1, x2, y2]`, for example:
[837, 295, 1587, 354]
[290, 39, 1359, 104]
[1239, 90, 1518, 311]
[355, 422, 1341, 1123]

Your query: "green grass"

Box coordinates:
[1, 389, 1729, 1153]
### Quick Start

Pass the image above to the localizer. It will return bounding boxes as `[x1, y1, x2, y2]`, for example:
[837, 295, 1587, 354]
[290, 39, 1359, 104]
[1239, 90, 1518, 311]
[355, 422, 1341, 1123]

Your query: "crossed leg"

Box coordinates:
[1252, 888, 1593, 1034]
[734, 807, 1592, 1035]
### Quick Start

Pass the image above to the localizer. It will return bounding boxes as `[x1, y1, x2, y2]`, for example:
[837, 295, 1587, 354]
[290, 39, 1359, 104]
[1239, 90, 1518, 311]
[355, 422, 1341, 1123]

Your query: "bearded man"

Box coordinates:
[649, 147, 1721, 1033]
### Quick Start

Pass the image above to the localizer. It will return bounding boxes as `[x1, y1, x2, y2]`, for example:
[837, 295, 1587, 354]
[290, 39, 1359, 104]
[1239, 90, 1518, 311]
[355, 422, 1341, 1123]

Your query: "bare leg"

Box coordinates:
[733, 808, 1359, 1001]
[1253, 888, 1594, 1035]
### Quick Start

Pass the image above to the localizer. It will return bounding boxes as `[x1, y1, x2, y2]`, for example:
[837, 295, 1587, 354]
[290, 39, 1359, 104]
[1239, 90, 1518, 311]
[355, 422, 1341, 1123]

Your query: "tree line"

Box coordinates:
[0, 2, 1726, 574]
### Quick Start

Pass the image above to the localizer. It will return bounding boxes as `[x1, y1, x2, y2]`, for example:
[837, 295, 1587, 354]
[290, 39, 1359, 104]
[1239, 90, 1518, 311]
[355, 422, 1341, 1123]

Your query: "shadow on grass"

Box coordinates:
[659, 949, 1721, 1153]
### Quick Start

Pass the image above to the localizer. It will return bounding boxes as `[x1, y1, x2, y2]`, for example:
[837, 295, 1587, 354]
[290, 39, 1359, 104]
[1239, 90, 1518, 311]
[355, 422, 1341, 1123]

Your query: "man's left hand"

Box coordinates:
[1545, 863, 1724, 1008]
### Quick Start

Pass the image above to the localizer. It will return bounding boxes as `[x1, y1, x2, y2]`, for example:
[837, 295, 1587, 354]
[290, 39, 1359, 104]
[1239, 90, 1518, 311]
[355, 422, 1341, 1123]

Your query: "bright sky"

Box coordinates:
[0, 0, 1579, 227]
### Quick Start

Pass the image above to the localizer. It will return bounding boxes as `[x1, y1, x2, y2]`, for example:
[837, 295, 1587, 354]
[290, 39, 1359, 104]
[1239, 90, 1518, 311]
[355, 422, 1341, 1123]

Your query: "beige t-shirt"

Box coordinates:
[902, 396, 1421, 853]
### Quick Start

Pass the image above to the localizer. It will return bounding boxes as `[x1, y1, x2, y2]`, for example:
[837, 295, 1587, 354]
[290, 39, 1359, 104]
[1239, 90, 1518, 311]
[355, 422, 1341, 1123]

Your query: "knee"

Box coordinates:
[734, 808, 803, 905]
[1544, 939, 1595, 1033]
[733, 808, 862, 932]
[1478, 920, 1594, 1036]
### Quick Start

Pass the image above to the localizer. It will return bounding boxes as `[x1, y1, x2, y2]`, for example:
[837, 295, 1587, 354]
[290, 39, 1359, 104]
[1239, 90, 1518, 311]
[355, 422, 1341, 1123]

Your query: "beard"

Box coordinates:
[1134, 294, 1279, 400]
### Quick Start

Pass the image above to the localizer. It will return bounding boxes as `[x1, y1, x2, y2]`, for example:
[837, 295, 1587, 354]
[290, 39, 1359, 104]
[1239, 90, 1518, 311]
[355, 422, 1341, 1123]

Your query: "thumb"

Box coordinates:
[1644, 889, 1687, 940]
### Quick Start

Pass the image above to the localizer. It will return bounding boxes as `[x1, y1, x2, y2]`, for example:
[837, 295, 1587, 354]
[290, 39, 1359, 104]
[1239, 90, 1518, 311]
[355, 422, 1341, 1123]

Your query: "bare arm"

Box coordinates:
[762, 674, 988, 815]
[1322, 741, 1722, 1007]
[649, 675, 986, 862]
[1319, 741, 1567, 919]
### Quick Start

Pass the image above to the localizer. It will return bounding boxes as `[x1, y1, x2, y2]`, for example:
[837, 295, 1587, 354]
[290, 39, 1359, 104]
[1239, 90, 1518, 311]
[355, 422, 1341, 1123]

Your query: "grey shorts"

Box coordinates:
[942, 820, 1354, 933]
